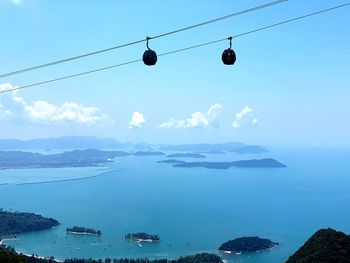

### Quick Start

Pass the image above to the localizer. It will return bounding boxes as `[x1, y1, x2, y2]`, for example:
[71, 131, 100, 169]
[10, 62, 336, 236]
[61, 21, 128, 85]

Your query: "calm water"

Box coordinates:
[1, 147, 350, 262]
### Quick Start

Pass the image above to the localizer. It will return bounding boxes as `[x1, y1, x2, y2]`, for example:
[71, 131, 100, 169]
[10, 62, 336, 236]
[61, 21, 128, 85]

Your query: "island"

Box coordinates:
[161, 142, 268, 154]
[125, 232, 160, 243]
[0, 209, 59, 236]
[172, 159, 286, 169]
[157, 159, 186, 164]
[219, 236, 278, 253]
[286, 228, 350, 263]
[66, 226, 101, 236]
[166, 153, 206, 158]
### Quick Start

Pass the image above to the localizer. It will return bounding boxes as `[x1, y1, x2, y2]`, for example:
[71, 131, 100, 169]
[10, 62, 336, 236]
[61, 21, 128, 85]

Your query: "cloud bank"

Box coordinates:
[159, 103, 223, 128]
[0, 83, 113, 125]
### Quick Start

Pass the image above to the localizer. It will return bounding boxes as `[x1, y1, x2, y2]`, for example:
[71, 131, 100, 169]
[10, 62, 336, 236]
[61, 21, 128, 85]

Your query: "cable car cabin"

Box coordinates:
[222, 48, 236, 65]
[143, 50, 157, 66]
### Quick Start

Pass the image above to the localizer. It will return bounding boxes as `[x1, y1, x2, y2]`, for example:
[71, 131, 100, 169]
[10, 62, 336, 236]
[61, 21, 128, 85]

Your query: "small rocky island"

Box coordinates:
[0, 209, 59, 236]
[219, 236, 278, 253]
[125, 232, 160, 243]
[66, 226, 101, 236]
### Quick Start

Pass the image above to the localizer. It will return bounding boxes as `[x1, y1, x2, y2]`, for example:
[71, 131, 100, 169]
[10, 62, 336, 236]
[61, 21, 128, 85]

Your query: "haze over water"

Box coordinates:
[1, 147, 350, 263]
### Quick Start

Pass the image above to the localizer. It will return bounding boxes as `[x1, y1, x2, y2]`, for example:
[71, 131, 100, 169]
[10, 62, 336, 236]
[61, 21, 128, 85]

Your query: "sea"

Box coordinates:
[1, 147, 350, 263]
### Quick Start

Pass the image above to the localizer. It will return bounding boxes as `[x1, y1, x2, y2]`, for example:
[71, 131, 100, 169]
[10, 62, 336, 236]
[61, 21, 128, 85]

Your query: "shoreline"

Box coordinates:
[220, 244, 279, 255]
[130, 238, 160, 243]
[2, 168, 121, 187]
[1, 239, 63, 263]
[66, 231, 101, 236]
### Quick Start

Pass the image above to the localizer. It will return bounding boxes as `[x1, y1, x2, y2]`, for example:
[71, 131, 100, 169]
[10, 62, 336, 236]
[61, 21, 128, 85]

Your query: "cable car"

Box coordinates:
[143, 37, 157, 66]
[222, 37, 236, 65]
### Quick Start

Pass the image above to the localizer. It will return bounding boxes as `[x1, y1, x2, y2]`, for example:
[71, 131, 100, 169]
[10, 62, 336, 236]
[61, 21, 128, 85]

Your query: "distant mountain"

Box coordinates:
[173, 159, 286, 169]
[286, 228, 350, 263]
[161, 142, 268, 154]
[0, 136, 124, 150]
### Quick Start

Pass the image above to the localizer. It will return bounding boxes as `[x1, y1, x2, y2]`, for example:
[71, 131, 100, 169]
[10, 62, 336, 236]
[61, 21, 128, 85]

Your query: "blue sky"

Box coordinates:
[0, 0, 349, 146]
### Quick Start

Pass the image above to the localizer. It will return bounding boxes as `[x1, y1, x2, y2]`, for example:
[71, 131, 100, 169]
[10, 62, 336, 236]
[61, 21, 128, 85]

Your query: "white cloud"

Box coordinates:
[0, 83, 113, 125]
[232, 106, 258, 128]
[128, 112, 146, 129]
[0, 83, 15, 93]
[159, 103, 223, 129]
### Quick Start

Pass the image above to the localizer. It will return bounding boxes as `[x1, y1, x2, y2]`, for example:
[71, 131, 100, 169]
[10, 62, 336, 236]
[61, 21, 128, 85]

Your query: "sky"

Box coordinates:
[0, 0, 349, 146]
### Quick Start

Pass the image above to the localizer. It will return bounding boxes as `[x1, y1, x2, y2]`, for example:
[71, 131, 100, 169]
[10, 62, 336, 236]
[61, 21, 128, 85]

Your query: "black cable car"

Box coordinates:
[222, 37, 236, 65]
[143, 37, 157, 66]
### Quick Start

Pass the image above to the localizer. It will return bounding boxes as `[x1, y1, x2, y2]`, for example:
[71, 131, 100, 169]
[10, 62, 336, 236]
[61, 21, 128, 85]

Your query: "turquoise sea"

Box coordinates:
[1, 147, 350, 262]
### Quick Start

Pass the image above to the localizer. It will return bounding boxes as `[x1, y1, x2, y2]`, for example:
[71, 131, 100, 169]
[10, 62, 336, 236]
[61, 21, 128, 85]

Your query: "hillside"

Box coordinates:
[286, 228, 350, 263]
[0, 210, 59, 236]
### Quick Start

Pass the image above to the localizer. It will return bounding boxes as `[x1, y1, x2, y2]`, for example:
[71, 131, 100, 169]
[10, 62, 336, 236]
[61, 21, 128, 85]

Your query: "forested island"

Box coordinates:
[166, 153, 206, 158]
[66, 226, 101, 236]
[172, 159, 286, 169]
[0, 209, 59, 236]
[219, 236, 278, 253]
[125, 233, 160, 243]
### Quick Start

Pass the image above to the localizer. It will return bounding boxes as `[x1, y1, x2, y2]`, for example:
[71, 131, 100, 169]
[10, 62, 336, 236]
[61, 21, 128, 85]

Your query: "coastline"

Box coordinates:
[8, 168, 120, 186]
[1, 238, 63, 263]
[66, 231, 101, 236]
[220, 244, 279, 255]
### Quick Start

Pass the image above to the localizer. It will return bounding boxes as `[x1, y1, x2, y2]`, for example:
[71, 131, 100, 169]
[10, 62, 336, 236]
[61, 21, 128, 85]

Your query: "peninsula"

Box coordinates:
[0, 149, 130, 169]
[219, 236, 278, 253]
[0, 209, 59, 236]
[66, 226, 101, 236]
